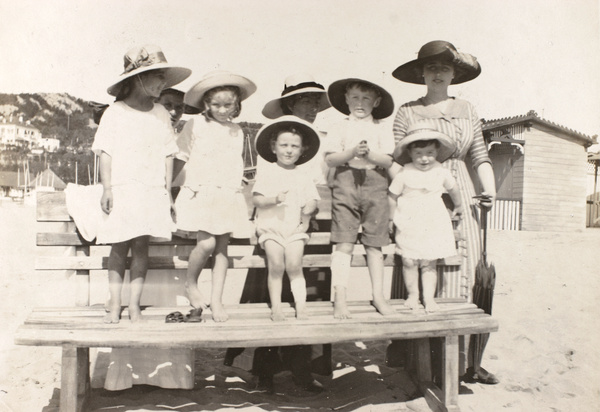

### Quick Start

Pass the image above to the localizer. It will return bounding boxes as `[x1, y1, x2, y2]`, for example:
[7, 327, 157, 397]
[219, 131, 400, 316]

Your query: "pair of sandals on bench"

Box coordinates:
[165, 308, 204, 323]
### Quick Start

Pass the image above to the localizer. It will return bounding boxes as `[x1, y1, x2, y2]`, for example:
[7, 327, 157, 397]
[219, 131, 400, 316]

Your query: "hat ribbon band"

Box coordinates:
[281, 81, 324, 96]
[405, 127, 440, 137]
[123, 51, 167, 74]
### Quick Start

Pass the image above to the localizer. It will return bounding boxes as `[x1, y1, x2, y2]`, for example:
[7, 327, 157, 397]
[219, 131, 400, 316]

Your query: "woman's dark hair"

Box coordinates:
[281, 94, 303, 115]
[114, 77, 135, 102]
[407, 139, 441, 150]
[201, 85, 242, 121]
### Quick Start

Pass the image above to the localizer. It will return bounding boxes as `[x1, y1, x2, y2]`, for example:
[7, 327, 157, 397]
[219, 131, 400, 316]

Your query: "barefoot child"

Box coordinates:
[252, 116, 321, 321]
[389, 121, 463, 312]
[175, 71, 256, 322]
[324, 78, 396, 319]
[93, 45, 191, 323]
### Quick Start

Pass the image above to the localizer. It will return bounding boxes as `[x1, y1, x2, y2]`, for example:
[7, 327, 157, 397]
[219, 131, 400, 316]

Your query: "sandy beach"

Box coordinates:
[1, 198, 599, 411]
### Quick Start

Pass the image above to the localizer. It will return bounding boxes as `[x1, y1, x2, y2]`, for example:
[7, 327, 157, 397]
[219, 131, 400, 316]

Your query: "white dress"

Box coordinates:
[175, 117, 251, 237]
[92, 102, 177, 244]
[390, 162, 457, 260]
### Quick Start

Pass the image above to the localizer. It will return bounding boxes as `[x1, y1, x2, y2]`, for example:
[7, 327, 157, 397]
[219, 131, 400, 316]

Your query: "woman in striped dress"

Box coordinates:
[388, 40, 498, 384]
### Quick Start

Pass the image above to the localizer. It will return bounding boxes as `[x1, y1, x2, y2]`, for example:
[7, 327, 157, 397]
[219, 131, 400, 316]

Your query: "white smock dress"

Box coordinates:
[390, 162, 457, 261]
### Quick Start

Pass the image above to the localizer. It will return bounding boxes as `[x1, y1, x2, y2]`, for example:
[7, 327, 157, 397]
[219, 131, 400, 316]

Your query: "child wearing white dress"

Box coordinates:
[175, 71, 256, 322]
[252, 116, 321, 321]
[388, 120, 463, 312]
[93, 45, 190, 324]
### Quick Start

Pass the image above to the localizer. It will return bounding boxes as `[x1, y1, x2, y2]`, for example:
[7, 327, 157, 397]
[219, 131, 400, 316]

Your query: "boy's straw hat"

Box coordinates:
[262, 73, 330, 119]
[393, 121, 456, 165]
[254, 115, 320, 165]
[107, 45, 191, 97]
[184, 71, 256, 110]
[392, 40, 481, 85]
[327, 78, 394, 119]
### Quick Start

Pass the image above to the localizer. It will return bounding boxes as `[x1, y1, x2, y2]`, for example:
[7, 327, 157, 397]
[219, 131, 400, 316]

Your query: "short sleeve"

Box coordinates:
[388, 171, 405, 196]
[175, 118, 195, 162]
[441, 168, 457, 191]
[301, 177, 320, 205]
[322, 121, 344, 155]
[91, 105, 119, 157]
[466, 104, 491, 170]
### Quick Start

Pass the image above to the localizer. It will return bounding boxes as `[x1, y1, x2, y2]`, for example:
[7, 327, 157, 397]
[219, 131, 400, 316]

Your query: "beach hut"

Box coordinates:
[479, 110, 595, 232]
[30, 168, 67, 192]
[0, 170, 34, 199]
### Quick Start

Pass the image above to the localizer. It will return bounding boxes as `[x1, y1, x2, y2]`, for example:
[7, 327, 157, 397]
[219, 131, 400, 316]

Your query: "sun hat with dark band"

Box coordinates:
[184, 70, 256, 110]
[107, 45, 191, 96]
[254, 115, 320, 165]
[393, 120, 456, 165]
[327, 78, 394, 119]
[262, 73, 330, 119]
[392, 40, 481, 85]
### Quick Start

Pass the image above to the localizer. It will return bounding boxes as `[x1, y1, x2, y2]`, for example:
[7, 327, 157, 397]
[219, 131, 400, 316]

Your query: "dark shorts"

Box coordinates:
[330, 166, 390, 247]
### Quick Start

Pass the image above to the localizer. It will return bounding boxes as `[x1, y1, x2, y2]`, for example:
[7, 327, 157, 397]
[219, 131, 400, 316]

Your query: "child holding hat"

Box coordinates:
[389, 120, 462, 313]
[323, 77, 396, 319]
[175, 71, 256, 322]
[252, 116, 321, 322]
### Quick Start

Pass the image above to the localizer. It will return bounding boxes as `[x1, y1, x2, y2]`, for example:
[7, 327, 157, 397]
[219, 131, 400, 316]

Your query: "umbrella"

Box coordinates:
[466, 201, 499, 384]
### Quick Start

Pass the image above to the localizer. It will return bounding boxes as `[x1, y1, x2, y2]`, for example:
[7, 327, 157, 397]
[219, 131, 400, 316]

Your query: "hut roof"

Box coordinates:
[31, 168, 67, 190]
[483, 110, 596, 148]
[0, 171, 35, 188]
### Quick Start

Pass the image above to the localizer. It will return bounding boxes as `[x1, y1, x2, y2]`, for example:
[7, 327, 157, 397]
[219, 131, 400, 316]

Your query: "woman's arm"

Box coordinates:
[475, 162, 496, 209]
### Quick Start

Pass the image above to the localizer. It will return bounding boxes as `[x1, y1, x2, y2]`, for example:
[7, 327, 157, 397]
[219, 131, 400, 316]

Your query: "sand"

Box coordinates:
[1, 198, 599, 411]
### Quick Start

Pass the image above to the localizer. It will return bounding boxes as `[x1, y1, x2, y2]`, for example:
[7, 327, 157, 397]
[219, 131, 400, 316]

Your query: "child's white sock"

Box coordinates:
[331, 251, 351, 289]
[290, 277, 307, 303]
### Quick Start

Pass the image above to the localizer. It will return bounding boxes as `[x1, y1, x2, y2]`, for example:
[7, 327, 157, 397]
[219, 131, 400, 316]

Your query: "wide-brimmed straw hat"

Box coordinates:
[184, 70, 256, 110]
[254, 116, 320, 166]
[392, 40, 481, 85]
[393, 120, 456, 165]
[107, 45, 191, 96]
[327, 78, 394, 119]
[262, 73, 330, 119]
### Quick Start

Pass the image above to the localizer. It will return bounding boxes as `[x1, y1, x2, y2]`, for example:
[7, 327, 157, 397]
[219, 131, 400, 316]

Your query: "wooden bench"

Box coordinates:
[14, 189, 498, 412]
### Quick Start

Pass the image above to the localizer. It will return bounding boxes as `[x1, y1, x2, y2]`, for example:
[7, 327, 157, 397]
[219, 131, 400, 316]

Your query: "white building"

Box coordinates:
[0, 115, 48, 149]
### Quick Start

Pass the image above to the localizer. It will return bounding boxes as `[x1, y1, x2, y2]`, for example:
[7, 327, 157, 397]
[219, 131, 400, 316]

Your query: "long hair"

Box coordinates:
[201, 85, 242, 121]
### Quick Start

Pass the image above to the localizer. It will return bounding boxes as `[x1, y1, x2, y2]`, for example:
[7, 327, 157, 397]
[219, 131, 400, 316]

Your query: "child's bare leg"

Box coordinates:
[210, 234, 231, 322]
[185, 231, 215, 310]
[104, 241, 129, 324]
[366, 246, 395, 316]
[128, 236, 149, 322]
[421, 260, 439, 313]
[286, 240, 307, 320]
[331, 245, 353, 319]
[264, 240, 286, 321]
[402, 258, 421, 310]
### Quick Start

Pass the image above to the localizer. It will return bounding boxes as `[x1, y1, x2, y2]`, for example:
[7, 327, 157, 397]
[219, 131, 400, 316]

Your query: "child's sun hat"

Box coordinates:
[254, 115, 321, 165]
[327, 77, 394, 120]
[393, 120, 456, 165]
[184, 70, 257, 110]
[262, 73, 330, 119]
[107, 45, 191, 97]
[392, 40, 481, 85]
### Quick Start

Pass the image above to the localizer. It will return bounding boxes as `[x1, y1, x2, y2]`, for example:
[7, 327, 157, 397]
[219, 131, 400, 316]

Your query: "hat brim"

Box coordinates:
[255, 116, 320, 166]
[262, 89, 330, 119]
[327, 78, 394, 119]
[107, 64, 192, 96]
[393, 131, 456, 165]
[184, 73, 256, 109]
[392, 51, 481, 85]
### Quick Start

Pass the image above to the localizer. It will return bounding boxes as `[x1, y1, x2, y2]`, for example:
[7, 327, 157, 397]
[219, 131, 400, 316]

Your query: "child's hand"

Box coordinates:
[353, 140, 370, 157]
[101, 188, 113, 215]
[452, 205, 464, 219]
[388, 220, 395, 237]
[276, 190, 288, 204]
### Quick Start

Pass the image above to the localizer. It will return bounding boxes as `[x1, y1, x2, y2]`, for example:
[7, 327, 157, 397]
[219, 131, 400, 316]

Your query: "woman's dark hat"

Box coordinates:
[254, 116, 320, 165]
[392, 40, 481, 85]
[262, 73, 330, 119]
[327, 78, 394, 119]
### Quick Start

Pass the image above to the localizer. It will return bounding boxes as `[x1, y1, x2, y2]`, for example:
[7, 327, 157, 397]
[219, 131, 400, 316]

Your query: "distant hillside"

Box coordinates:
[0, 93, 97, 150]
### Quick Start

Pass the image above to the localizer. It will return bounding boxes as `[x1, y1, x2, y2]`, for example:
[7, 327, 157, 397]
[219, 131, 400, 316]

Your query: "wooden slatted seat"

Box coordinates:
[14, 189, 498, 412]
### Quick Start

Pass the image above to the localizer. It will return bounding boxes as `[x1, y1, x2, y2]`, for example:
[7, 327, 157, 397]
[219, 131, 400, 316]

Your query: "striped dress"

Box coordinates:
[393, 97, 491, 300]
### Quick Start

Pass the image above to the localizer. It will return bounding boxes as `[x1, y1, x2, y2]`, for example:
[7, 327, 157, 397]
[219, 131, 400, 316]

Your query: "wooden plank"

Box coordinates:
[60, 346, 89, 412]
[442, 335, 460, 411]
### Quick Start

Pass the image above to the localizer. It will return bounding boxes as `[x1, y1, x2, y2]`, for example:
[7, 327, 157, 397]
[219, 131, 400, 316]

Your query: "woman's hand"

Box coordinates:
[101, 188, 113, 215]
[475, 193, 495, 209]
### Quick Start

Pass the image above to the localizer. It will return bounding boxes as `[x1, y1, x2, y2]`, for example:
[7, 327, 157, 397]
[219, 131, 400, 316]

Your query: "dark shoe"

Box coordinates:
[463, 367, 499, 385]
[224, 348, 245, 366]
[165, 311, 184, 323]
[255, 376, 274, 394]
[310, 355, 332, 376]
[185, 307, 203, 322]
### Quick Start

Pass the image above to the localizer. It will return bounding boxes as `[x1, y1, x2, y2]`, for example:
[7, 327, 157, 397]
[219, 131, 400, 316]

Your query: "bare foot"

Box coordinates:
[295, 308, 308, 321]
[211, 302, 229, 322]
[128, 305, 144, 322]
[103, 302, 121, 324]
[404, 296, 420, 310]
[271, 309, 286, 322]
[334, 301, 352, 319]
[373, 298, 396, 316]
[185, 283, 209, 309]
[423, 299, 440, 313]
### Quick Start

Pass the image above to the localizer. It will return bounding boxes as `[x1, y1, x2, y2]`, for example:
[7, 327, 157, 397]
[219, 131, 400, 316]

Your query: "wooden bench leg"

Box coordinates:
[418, 335, 461, 412]
[60, 346, 90, 412]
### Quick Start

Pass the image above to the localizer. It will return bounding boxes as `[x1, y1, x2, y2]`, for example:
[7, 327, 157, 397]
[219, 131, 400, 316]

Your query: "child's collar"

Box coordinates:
[348, 113, 374, 122]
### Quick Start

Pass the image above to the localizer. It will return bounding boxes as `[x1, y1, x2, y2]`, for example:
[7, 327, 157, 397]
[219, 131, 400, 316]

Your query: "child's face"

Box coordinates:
[205, 90, 238, 123]
[422, 60, 455, 89]
[271, 131, 304, 169]
[344, 86, 381, 119]
[409, 142, 439, 171]
[138, 70, 167, 99]
[158, 94, 184, 125]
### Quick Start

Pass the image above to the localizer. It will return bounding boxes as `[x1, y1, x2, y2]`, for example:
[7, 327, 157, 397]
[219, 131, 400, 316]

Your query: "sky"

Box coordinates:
[1, 0, 599, 137]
